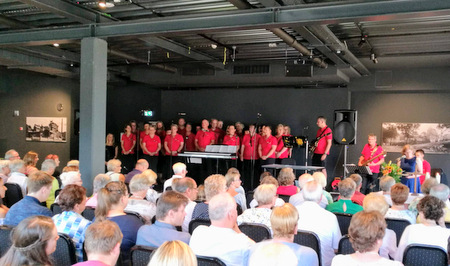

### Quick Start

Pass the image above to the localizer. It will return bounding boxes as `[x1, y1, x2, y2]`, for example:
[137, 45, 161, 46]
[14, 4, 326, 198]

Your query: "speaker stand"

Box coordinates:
[343, 144, 348, 178]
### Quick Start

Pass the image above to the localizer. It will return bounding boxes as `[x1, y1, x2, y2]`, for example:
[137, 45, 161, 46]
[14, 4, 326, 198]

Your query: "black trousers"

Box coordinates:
[361, 172, 380, 194]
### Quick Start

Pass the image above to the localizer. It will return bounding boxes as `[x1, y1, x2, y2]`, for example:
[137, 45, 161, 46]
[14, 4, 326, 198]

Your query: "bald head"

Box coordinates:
[135, 159, 149, 171]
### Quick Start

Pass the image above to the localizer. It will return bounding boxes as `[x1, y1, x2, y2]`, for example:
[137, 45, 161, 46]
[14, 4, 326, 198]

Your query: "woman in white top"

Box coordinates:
[332, 210, 403, 266]
[395, 195, 450, 261]
[385, 183, 416, 224]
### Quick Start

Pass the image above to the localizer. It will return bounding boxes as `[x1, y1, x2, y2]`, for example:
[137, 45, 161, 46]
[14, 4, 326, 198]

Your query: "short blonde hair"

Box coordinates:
[277, 168, 295, 186]
[129, 173, 154, 193]
[312, 172, 326, 188]
[225, 172, 240, 188]
[141, 169, 157, 185]
[270, 203, 298, 238]
[107, 159, 121, 172]
[149, 240, 197, 266]
[254, 184, 277, 205]
[363, 193, 389, 216]
[298, 173, 314, 189]
[204, 174, 226, 201]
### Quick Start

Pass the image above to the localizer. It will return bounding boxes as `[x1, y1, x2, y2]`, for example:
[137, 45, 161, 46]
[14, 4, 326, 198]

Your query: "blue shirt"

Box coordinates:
[4, 196, 52, 226]
[53, 211, 92, 262]
[136, 220, 190, 247]
[192, 202, 209, 220]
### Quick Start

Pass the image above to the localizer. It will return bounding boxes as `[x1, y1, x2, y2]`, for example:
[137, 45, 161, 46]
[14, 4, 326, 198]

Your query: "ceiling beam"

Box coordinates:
[0, 14, 31, 29]
[1, 1, 450, 45]
[16, 0, 115, 24]
[140, 36, 224, 69]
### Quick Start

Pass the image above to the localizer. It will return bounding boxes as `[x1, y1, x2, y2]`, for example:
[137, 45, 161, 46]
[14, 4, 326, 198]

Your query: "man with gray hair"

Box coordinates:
[164, 162, 187, 191]
[4, 149, 20, 161]
[289, 173, 328, 208]
[86, 174, 111, 208]
[41, 159, 59, 208]
[125, 159, 149, 183]
[172, 177, 198, 233]
[379, 175, 396, 206]
[296, 181, 341, 266]
[190, 193, 254, 266]
[347, 173, 365, 205]
[430, 184, 450, 222]
[6, 159, 28, 196]
[326, 178, 363, 214]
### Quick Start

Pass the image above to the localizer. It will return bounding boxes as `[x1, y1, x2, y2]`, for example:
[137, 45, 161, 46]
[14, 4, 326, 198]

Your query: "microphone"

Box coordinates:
[303, 126, 309, 130]
[396, 155, 406, 161]
[257, 113, 262, 117]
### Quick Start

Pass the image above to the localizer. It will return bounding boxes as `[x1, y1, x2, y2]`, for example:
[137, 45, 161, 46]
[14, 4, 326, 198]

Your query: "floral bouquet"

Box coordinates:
[381, 161, 402, 183]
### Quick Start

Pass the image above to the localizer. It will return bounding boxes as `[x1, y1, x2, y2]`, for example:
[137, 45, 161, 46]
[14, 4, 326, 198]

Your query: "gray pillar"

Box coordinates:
[79, 37, 107, 195]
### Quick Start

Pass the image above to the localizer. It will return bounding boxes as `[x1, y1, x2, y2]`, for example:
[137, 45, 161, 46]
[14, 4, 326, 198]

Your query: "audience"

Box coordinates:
[385, 183, 416, 224]
[148, 240, 197, 266]
[125, 172, 157, 223]
[172, 177, 199, 233]
[346, 173, 365, 205]
[296, 180, 341, 266]
[60, 170, 83, 188]
[85, 174, 111, 208]
[73, 220, 123, 266]
[4, 149, 20, 160]
[164, 162, 187, 191]
[363, 193, 397, 259]
[0, 177, 9, 223]
[4, 171, 53, 226]
[226, 171, 247, 211]
[326, 178, 363, 215]
[41, 159, 59, 208]
[395, 195, 450, 261]
[124, 159, 149, 184]
[248, 242, 298, 266]
[105, 159, 125, 182]
[249, 176, 285, 208]
[191, 174, 227, 220]
[136, 191, 190, 247]
[52, 184, 92, 262]
[196, 184, 206, 202]
[332, 211, 402, 266]
[0, 216, 59, 266]
[379, 175, 396, 206]
[23, 151, 39, 175]
[290, 173, 328, 208]
[313, 172, 333, 204]
[190, 193, 255, 266]
[430, 183, 450, 222]
[0, 160, 10, 182]
[142, 169, 160, 203]
[408, 177, 438, 215]
[6, 159, 28, 196]
[276, 168, 299, 196]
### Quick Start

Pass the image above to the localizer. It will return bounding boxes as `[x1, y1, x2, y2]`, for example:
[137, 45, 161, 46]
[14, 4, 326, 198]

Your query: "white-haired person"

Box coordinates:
[363, 193, 397, 259]
[408, 177, 438, 215]
[125, 172, 157, 224]
[379, 175, 396, 206]
[237, 184, 277, 232]
[86, 174, 111, 208]
[332, 211, 402, 266]
[313, 171, 333, 204]
[105, 159, 125, 182]
[6, 159, 28, 196]
[290, 173, 328, 208]
[191, 174, 227, 220]
[430, 184, 450, 222]
[0, 160, 10, 182]
[326, 178, 363, 215]
[172, 177, 199, 233]
[226, 171, 247, 212]
[41, 159, 59, 208]
[249, 176, 285, 208]
[4, 149, 20, 161]
[164, 162, 187, 192]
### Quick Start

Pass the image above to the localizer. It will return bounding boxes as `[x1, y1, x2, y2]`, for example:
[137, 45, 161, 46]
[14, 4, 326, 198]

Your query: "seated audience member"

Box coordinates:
[45, 154, 61, 178]
[226, 171, 247, 211]
[290, 173, 328, 208]
[23, 151, 39, 175]
[227, 167, 246, 196]
[250, 176, 285, 208]
[6, 159, 28, 196]
[326, 178, 363, 215]
[41, 159, 59, 208]
[73, 220, 123, 266]
[408, 177, 438, 215]
[52, 184, 92, 262]
[4, 171, 53, 226]
[137, 191, 190, 247]
[196, 185, 206, 202]
[332, 211, 402, 266]
[0, 216, 59, 266]
[0, 160, 10, 182]
[395, 196, 450, 261]
[363, 193, 397, 259]
[60, 170, 83, 188]
[125, 172, 157, 224]
[190, 193, 255, 266]
[172, 177, 199, 233]
[142, 169, 160, 204]
[277, 168, 299, 196]
[124, 159, 149, 184]
[385, 183, 416, 224]
[430, 183, 450, 222]
[379, 175, 396, 206]
[86, 174, 111, 208]
[296, 180, 341, 266]
[313, 172, 333, 204]
[105, 159, 125, 182]
[347, 174, 365, 205]
[96, 181, 144, 263]
[237, 184, 277, 232]
[249, 242, 298, 266]
[4, 149, 20, 161]
[0, 177, 9, 223]
[67, 160, 80, 168]
[164, 162, 187, 192]
[191, 174, 227, 220]
[149, 240, 197, 266]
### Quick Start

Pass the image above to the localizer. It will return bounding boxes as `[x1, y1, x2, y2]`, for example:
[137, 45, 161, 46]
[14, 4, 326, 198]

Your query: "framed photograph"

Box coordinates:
[382, 122, 450, 154]
[26, 117, 67, 142]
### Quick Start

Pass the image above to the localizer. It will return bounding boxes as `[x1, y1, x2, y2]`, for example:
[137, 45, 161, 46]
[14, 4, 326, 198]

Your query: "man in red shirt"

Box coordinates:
[358, 134, 385, 194]
[416, 149, 431, 185]
[177, 118, 187, 139]
[164, 124, 185, 179]
[209, 118, 223, 144]
[195, 119, 215, 151]
[312, 116, 332, 179]
[141, 124, 161, 172]
[258, 125, 277, 175]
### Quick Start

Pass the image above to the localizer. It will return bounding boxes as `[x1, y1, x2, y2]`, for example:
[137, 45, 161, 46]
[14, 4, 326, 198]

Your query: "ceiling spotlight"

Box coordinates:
[268, 43, 277, 48]
[358, 34, 367, 47]
[336, 50, 341, 54]
[53, 43, 60, 47]
[211, 44, 217, 49]
[370, 51, 378, 64]
[98, 0, 114, 8]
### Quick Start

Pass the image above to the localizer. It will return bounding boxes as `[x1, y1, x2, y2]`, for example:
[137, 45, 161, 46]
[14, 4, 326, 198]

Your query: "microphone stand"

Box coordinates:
[250, 113, 261, 190]
[302, 126, 309, 174]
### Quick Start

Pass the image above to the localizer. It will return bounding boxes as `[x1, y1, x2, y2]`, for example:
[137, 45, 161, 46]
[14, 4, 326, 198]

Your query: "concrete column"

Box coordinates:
[79, 37, 107, 195]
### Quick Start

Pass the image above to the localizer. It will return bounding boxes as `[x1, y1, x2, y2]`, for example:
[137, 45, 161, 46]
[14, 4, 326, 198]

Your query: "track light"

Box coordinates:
[211, 44, 217, 49]
[98, 0, 114, 8]
[370, 51, 378, 64]
[358, 34, 367, 47]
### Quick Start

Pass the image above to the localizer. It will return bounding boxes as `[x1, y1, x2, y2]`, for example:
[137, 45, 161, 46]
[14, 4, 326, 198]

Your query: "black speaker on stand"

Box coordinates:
[333, 109, 357, 178]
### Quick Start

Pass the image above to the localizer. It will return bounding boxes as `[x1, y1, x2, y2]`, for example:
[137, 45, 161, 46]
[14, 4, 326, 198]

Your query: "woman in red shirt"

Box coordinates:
[141, 125, 161, 173]
[121, 124, 136, 173]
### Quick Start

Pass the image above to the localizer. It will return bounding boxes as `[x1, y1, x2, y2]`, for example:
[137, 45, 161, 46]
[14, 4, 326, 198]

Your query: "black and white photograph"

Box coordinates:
[26, 117, 67, 142]
[382, 122, 450, 154]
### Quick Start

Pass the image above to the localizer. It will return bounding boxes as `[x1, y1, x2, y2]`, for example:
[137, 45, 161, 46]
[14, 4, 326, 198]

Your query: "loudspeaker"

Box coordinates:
[333, 110, 357, 145]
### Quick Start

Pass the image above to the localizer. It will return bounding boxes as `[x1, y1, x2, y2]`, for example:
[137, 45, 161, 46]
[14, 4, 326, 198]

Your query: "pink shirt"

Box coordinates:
[164, 134, 184, 155]
[361, 144, 384, 173]
[121, 133, 136, 154]
[142, 135, 161, 155]
[276, 135, 289, 159]
[242, 133, 260, 160]
[314, 127, 332, 155]
[259, 135, 277, 158]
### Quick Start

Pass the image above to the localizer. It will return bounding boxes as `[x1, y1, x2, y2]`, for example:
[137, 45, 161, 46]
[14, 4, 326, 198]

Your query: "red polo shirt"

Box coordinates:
[164, 134, 184, 155]
[259, 135, 277, 158]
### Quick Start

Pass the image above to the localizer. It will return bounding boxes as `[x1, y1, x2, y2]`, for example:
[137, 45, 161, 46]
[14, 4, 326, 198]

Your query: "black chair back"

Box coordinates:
[278, 194, 291, 203]
[294, 229, 321, 266]
[125, 210, 146, 224]
[337, 235, 354, 255]
[385, 218, 411, 245]
[52, 233, 77, 265]
[334, 213, 353, 236]
[4, 183, 23, 208]
[445, 222, 450, 229]
[238, 223, 271, 242]
[82, 207, 96, 221]
[189, 219, 211, 235]
[245, 190, 254, 208]
[402, 244, 448, 266]
[0, 226, 13, 257]
[197, 255, 227, 266]
[54, 188, 62, 198]
[131, 245, 156, 266]
[51, 203, 63, 215]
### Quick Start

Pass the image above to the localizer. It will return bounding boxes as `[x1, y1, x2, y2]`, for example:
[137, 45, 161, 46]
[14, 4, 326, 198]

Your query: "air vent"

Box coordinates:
[233, 65, 270, 75]
[182, 67, 215, 76]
